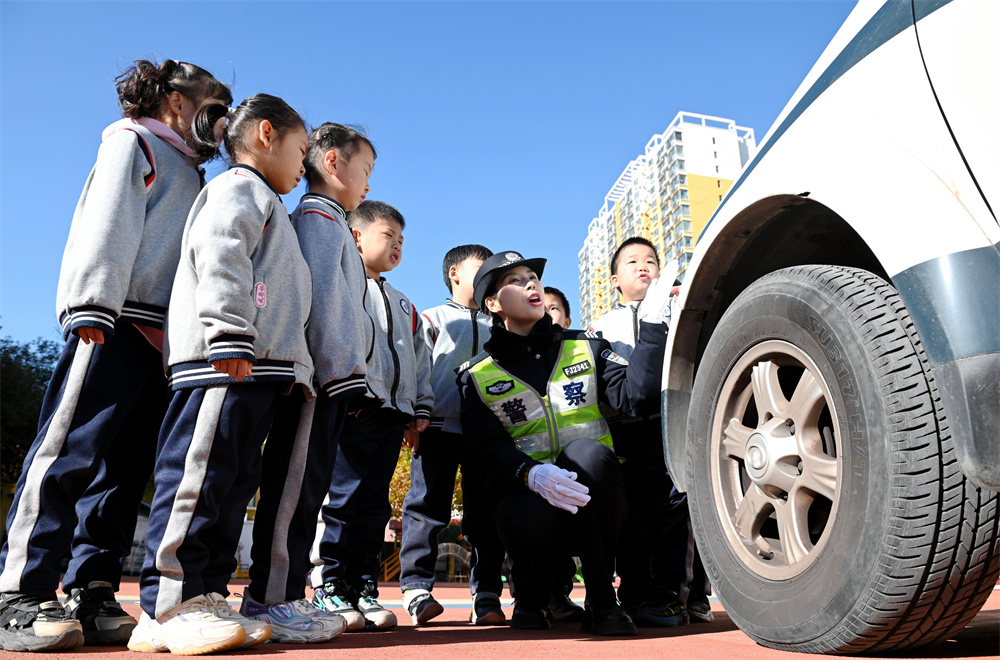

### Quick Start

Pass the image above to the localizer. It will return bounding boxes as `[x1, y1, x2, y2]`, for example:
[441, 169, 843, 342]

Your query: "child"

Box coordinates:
[311, 201, 433, 631]
[0, 59, 231, 653]
[398, 245, 510, 627]
[589, 236, 705, 627]
[239, 123, 378, 638]
[131, 94, 330, 655]
[458, 251, 670, 636]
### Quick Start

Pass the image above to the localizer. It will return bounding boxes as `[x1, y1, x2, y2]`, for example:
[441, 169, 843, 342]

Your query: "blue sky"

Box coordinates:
[0, 0, 855, 342]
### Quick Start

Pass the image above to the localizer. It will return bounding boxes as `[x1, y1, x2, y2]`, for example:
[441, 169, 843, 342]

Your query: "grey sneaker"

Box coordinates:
[629, 600, 690, 627]
[64, 580, 137, 645]
[403, 589, 443, 625]
[0, 591, 84, 652]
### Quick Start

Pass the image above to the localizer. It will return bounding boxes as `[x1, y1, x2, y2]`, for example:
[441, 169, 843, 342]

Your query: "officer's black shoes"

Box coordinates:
[581, 603, 638, 636]
[510, 604, 551, 630]
[547, 593, 584, 622]
[686, 593, 715, 623]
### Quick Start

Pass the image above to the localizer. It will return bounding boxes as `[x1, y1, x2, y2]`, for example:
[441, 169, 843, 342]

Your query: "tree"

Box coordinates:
[1, 335, 60, 482]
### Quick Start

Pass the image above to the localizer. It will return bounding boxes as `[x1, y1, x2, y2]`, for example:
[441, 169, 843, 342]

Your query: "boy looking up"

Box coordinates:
[590, 236, 709, 626]
[399, 245, 509, 627]
[310, 201, 433, 632]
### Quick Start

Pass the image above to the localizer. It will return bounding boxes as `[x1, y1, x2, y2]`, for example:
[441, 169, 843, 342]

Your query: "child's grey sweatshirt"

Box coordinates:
[365, 277, 434, 420]
[289, 193, 376, 402]
[421, 300, 491, 433]
[163, 165, 314, 394]
[56, 123, 203, 337]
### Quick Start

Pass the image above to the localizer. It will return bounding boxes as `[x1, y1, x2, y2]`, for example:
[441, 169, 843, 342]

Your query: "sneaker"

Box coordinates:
[352, 581, 397, 630]
[581, 603, 638, 636]
[509, 604, 550, 630]
[312, 580, 365, 631]
[686, 593, 715, 623]
[0, 591, 84, 652]
[64, 580, 137, 645]
[470, 591, 506, 626]
[629, 600, 690, 627]
[547, 593, 583, 623]
[403, 589, 443, 625]
[127, 594, 246, 655]
[239, 590, 344, 644]
[205, 593, 270, 647]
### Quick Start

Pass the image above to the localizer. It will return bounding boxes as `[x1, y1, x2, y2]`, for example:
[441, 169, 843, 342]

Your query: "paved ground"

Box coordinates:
[3, 579, 996, 659]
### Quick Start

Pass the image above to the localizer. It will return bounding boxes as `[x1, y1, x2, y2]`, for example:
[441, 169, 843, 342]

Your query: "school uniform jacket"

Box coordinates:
[458, 315, 666, 494]
[420, 300, 492, 433]
[163, 165, 314, 394]
[56, 122, 203, 338]
[290, 193, 376, 401]
[365, 277, 434, 420]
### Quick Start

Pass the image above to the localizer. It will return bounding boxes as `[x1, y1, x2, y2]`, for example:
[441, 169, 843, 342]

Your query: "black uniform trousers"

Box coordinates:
[495, 439, 625, 610]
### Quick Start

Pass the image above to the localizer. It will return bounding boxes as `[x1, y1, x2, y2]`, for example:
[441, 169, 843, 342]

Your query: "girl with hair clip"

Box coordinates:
[240, 123, 378, 635]
[132, 94, 345, 655]
[0, 59, 231, 654]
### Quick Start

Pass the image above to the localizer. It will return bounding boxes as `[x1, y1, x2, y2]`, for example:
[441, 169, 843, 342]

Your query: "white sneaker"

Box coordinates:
[205, 593, 270, 647]
[312, 581, 366, 631]
[239, 590, 345, 643]
[127, 595, 246, 655]
[354, 581, 397, 630]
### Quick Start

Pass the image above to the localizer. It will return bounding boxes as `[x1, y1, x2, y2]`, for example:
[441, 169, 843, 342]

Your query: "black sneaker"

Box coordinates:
[0, 591, 85, 651]
[510, 604, 550, 630]
[629, 600, 689, 627]
[581, 603, 638, 636]
[547, 593, 583, 622]
[686, 593, 715, 623]
[470, 592, 506, 626]
[64, 580, 137, 645]
[403, 589, 443, 625]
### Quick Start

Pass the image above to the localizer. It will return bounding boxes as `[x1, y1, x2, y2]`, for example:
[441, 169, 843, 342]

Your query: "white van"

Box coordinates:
[662, 0, 998, 653]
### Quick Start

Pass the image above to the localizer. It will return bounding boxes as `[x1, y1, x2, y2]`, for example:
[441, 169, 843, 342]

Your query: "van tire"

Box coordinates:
[686, 265, 999, 653]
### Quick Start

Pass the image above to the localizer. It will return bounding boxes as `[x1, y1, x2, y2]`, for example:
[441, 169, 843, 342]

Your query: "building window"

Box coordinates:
[712, 137, 716, 144]
[681, 204, 690, 216]
[717, 180, 721, 187]
[713, 151, 717, 158]
[715, 165, 719, 173]
[719, 194, 723, 201]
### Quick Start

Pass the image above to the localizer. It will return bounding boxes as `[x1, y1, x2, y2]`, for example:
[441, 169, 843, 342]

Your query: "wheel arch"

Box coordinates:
[663, 194, 888, 491]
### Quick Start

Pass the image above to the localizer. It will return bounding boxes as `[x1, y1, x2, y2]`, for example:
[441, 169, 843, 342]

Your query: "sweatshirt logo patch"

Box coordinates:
[254, 282, 267, 308]
[486, 379, 515, 396]
[399, 299, 410, 315]
[601, 349, 628, 366]
[562, 360, 591, 378]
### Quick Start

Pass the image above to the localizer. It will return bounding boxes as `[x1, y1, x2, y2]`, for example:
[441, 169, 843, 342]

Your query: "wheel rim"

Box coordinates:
[710, 339, 842, 580]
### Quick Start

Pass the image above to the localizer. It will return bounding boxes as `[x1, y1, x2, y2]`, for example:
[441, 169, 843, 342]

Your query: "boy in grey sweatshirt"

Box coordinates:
[311, 201, 433, 631]
[398, 245, 509, 627]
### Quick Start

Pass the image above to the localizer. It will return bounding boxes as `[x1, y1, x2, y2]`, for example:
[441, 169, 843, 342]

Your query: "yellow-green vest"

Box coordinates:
[468, 339, 612, 464]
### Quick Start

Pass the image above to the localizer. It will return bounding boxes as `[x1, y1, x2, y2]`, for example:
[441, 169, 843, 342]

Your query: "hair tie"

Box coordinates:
[227, 107, 236, 119]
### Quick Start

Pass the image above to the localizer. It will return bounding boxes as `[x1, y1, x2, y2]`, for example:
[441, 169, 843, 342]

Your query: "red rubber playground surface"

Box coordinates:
[4, 579, 996, 659]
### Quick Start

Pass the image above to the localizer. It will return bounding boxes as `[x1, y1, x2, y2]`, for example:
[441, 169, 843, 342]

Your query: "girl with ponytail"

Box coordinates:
[0, 59, 230, 653]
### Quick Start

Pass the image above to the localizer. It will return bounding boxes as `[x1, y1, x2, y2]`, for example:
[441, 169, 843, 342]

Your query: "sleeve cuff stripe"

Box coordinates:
[210, 340, 255, 349]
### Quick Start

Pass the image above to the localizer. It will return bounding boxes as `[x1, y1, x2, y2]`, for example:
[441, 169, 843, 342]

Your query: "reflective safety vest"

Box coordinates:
[468, 339, 612, 464]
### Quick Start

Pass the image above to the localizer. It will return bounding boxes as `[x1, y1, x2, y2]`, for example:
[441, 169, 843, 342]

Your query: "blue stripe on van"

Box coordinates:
[698, 0, 954, 241]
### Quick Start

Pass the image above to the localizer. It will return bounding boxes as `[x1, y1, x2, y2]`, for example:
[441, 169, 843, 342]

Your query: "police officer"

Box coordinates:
[457, 251, 671, 636]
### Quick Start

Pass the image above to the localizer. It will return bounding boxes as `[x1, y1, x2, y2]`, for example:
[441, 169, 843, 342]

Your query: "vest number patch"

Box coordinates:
[254, 282, 267, 308]
[486, 379, 514, 396]
[562, 360, 591, 378]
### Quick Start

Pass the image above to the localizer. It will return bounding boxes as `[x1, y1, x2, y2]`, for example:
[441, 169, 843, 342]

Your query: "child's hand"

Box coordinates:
[409, 419, 430, 433]
[403, 427, 420, 452]
[211, 358, 253, 382]
[78, 327, 105, 345]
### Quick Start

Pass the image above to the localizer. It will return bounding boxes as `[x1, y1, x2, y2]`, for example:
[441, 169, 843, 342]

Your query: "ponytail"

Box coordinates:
[116, 59, 233, 121]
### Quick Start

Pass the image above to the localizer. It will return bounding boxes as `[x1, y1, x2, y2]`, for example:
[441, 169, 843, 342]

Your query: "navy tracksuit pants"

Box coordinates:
[0, 323, 166, 594]
[398, 427, 505, 596]
[310, 406, 407, 594]
[247, 394, 346, 605]
[140, 383, 296, 618]
[495, 439, 625, 610]
[612, 416, 703, 608]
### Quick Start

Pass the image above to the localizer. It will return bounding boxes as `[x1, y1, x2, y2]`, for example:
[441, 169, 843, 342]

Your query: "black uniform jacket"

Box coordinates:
[458, 314, 667, 495]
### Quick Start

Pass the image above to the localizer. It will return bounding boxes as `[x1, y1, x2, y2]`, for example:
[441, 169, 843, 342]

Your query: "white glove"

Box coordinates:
[527, 464, 592, 513]
[638, 259, 680, 323]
